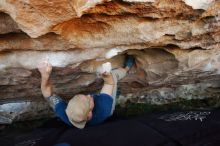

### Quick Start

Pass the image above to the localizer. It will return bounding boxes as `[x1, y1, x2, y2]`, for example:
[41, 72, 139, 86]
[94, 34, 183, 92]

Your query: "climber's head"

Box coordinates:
[65, 94, 94, 129]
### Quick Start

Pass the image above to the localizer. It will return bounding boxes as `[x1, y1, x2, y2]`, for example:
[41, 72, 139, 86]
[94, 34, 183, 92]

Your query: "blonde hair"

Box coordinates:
[66, 94, 90, 122]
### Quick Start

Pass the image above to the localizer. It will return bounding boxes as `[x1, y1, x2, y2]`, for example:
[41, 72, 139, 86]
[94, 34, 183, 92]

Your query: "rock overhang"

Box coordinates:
[0, 0, 219, 123]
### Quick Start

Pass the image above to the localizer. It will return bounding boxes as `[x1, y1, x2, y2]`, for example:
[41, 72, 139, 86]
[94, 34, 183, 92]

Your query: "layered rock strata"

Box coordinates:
[0, 0, 219, 123]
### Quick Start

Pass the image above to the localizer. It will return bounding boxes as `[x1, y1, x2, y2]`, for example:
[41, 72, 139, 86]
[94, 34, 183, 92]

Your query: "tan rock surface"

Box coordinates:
[0, 13, 20, 34]
[0, 0, 219, 123]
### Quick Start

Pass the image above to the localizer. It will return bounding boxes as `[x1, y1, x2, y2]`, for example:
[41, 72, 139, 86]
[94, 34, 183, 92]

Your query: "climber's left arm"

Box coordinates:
[38, 60, 53, 98]
[47, 95, 73, 126]
[38, 61, 72, 126]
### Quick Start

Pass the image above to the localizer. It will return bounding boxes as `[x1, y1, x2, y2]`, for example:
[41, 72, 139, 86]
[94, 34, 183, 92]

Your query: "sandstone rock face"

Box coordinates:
[0, 0, 219, 123]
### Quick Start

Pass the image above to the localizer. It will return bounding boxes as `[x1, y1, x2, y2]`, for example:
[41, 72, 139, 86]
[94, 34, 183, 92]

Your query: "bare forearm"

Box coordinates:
[41, 76, 53, 98]
[38, 60, 53, 98]
[100, 73, 115, 96]
[100, 83, 114, 96]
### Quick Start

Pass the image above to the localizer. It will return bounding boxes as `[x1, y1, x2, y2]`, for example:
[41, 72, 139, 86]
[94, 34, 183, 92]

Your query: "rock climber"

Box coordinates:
[38, 55, 135, 129]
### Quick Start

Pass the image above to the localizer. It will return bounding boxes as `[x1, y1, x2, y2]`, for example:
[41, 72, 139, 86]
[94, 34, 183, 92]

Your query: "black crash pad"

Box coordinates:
[1, 109, 220, 146]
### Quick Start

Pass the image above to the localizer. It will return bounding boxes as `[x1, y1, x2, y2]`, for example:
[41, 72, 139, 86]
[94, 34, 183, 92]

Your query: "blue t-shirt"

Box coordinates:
[54, 93, 113, 127]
